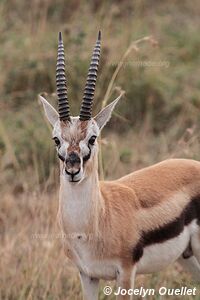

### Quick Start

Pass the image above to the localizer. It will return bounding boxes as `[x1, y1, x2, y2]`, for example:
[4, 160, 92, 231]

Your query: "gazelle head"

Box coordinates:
[40, 31, 123, 183]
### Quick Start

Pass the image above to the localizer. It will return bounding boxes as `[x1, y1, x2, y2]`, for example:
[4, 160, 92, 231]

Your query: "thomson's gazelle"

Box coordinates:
[40, 31, 200, 300]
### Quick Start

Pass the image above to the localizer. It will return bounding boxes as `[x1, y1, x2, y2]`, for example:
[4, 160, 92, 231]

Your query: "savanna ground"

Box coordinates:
[1, 0, 200, 299]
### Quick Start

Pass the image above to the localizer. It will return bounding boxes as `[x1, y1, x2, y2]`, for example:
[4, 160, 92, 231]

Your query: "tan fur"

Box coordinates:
[119, 159, 200, 206]
[61, 119, 88, 142]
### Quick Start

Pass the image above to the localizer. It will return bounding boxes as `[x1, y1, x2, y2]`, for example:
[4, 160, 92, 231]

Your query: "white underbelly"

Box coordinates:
[137, 221, 197, 274]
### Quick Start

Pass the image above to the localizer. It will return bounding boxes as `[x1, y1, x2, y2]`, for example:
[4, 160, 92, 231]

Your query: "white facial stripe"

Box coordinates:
[52, 120, 62, 138]
[58, 141, 69, 160]
[79, 140, 90, 157]
[79, 121, 99, 159]
[85, 120, 100, 140]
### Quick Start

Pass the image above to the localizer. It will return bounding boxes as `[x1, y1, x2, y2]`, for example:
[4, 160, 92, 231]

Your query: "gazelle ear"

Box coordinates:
[94, 93, 124, 130]
[39, 95, 59, 126]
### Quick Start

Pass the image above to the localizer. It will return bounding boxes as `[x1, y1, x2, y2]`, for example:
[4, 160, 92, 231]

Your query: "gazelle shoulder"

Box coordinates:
[99, 181, 140, 209]
[117, 158, 200, 209]
[119, 158, 200, 185]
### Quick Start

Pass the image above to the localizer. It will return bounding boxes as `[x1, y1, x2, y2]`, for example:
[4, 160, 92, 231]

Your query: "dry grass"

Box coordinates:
[1, 191, 199, 300]
[0, 191, 82, 300]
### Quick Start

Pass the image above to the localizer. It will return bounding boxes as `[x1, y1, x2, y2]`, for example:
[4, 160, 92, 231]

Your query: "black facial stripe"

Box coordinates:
[132, 196, 200, 263]
[58, 153, 65, 162]
[83, 146, 91, 163]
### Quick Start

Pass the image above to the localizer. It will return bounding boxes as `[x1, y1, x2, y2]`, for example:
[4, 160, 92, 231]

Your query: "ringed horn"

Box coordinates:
[79, 31, 101, 121]
[56, 32, 70, 121]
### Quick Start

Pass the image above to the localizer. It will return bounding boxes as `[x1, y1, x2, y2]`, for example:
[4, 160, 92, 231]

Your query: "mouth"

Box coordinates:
[65, 169, 81, 183]
[69, 178, 80, 183]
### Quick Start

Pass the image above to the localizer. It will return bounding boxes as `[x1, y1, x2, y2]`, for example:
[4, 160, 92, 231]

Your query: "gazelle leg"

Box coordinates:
[130, 267, 137, 300]
[178, 256, 200, 282]
[79, 272, 99, 300]
[191, 230, 200, 264]
[116, 265, 137, 300]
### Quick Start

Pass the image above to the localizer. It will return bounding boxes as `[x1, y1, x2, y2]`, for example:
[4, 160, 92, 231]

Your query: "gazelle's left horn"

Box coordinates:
[79, 31, 101, 121]
[56, 32, 70, 121]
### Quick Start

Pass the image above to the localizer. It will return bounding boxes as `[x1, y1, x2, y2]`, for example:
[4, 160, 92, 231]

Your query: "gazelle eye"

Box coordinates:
[53, 137, 60, 147]
[88, 135, 96, 146]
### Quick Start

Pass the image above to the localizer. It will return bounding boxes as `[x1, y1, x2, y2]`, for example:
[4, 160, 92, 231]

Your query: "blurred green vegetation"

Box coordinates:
[1, 0, 200, 192]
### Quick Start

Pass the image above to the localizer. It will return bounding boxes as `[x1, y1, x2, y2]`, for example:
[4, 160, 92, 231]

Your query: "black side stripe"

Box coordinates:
[133, 196, 200, 262]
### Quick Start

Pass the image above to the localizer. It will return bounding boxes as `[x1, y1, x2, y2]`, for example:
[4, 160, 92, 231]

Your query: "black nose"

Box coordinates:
[65, 153, 81, 182]
[65, 152, 81, 167]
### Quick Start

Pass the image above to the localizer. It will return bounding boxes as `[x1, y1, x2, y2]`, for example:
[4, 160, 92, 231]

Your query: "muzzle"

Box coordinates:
[65, 152, 81, 181]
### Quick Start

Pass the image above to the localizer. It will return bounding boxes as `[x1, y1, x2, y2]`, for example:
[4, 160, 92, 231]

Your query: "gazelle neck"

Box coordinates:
[59, 159, 103, 235]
